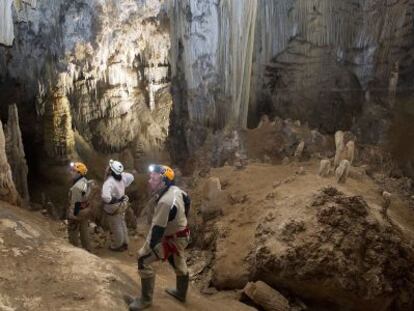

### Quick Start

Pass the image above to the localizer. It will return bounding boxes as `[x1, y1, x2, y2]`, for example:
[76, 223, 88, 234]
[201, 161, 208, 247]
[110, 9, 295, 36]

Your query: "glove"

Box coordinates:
[109, 197, 119, 204]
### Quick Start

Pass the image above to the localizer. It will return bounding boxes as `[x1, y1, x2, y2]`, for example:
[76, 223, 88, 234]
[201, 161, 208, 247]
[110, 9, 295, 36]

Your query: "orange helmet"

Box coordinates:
[148, 164, 175, 183]
[70, 162, 88, 176]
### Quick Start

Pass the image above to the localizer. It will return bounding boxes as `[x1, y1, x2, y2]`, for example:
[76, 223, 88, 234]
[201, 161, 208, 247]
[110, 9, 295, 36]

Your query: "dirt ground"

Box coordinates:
[0, 200, 253, 311]
[1, 153, 414, 310]
[189, 159, 414, 310]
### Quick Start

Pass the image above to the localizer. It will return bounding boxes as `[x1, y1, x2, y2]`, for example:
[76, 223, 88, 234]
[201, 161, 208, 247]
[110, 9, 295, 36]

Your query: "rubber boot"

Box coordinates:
[129, 277, 154, 311]
[109, 245, 125, 252]
[165, 274, 189, 302]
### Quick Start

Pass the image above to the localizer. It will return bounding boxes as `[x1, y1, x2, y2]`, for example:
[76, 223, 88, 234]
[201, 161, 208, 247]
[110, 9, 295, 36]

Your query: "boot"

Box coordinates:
[129, 277, 154, 311]
[165, 273, 189, 302]
[109, 244, 125, 252]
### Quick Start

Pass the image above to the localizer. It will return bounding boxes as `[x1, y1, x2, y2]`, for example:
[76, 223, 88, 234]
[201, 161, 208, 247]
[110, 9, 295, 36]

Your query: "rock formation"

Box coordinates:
[345, 140, 355, 165]
[5, 104, 30, 203]
[335, 159, 351, 184]
[1, 1, 413, 175]
[1, 0, 171, 165]
[381, 191, 392, 219]
[0, 0, 14, 46]
[334, 131, 345, 168]
[247, 116, 332, 163]
[243, 281, 290, 311]
[43, 89, 75, 161]
[201, 177, 223, 221]
[319, 159, 331, 177]
[0, 119, 20, 206]
[294, 141, 305, 160]
[254, 187, 414, 311]
[334, 130, 356, 169]
[168, 0, 414, 162]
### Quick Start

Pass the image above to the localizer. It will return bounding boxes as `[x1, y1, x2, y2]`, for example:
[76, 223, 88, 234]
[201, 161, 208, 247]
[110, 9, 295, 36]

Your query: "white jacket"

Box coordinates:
[101, 172, 134, 214]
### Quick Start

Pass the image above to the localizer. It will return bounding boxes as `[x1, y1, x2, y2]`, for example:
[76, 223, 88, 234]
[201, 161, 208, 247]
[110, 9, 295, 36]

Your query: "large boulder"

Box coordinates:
[253, 187, 414, 311]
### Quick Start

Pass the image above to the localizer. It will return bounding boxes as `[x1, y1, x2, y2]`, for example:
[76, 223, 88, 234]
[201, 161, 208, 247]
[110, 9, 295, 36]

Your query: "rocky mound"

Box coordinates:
[0, 202, 135, 311]
[254, 187, 414, 311]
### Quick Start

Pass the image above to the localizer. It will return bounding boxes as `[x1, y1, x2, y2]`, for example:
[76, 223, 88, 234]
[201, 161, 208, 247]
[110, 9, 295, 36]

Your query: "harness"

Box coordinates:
[104, 197, 128, 215]
[161, 227, 190, 260]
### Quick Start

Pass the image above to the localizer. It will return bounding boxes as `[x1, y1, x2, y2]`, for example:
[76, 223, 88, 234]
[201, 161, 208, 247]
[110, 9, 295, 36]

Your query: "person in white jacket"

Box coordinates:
[101, 159, 134, 251]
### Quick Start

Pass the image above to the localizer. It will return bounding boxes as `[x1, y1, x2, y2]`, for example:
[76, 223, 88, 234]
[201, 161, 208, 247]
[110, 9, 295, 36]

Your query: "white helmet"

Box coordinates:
[109, 159, 124, 175]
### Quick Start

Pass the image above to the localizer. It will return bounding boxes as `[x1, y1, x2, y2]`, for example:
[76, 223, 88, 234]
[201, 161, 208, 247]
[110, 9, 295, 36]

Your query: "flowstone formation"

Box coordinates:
[1, 0, 172, 163]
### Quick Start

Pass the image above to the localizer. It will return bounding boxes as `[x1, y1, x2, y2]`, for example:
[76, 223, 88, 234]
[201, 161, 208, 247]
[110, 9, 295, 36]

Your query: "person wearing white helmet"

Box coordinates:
[101, 159, 135, 251]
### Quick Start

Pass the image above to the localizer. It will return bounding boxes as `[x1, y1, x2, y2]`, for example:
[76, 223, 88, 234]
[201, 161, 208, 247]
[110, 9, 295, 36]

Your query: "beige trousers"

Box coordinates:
[107, 212, 129, 249]
[68, 218, 91, 251]
[137, 236, 189, 279]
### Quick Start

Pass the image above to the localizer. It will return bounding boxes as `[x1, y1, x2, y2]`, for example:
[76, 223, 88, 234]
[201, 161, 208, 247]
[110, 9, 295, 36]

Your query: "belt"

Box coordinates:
[161, 227, 190, 261]
[80, 202, 89, 209]
[104, 200, 127, 216]
[165, 227, 190, 239]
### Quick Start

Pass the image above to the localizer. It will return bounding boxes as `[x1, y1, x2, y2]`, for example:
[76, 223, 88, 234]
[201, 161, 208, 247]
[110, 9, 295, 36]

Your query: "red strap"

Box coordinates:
[80, 202, 89, 209]
[165, 227, 190, 239]
[162, 239, 178, 261]
[176, 227, 190, 237]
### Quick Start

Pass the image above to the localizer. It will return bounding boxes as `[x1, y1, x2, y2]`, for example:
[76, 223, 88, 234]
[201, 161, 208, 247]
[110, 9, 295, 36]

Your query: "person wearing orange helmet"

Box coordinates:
[128, 164, 191, 310]
[67, 161, 92, 252]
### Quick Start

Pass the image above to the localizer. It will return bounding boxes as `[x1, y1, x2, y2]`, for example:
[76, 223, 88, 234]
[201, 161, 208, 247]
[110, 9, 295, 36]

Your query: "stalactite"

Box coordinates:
[0, 0, 15, 46]
[169, 0, 258, 129]
[5, 104, 30, 204]
[0, 119, 21, 206]
[388, 61, 399, 109]
[1, 0, 171, 156]
[219, 0, 258, 128]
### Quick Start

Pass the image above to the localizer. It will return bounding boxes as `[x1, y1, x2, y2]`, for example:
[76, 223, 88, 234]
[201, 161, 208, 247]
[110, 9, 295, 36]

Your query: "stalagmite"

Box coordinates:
[201, 177, 223, 221]
[243, 281, 290, 311]
[43, 90, 75, 161]
[334, 131, 345, 168]
[294, 141, 305, 160]
[335, 160, 350, 184]
[345, 140, 355, 165]
[5, 104, 30, 203]
[381, 191, 392, 219]
[257, 115, 270, 128]
[0, 119, 21, 206]
[319, 159, 331, 177]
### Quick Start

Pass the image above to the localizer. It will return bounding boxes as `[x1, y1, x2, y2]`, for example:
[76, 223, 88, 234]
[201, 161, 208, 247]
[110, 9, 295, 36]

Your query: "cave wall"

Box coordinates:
[0, 0, 172, 167]
[1, 0, 413, 173]
[253, 0, 414, 141]
[168, 0, 414, 163]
